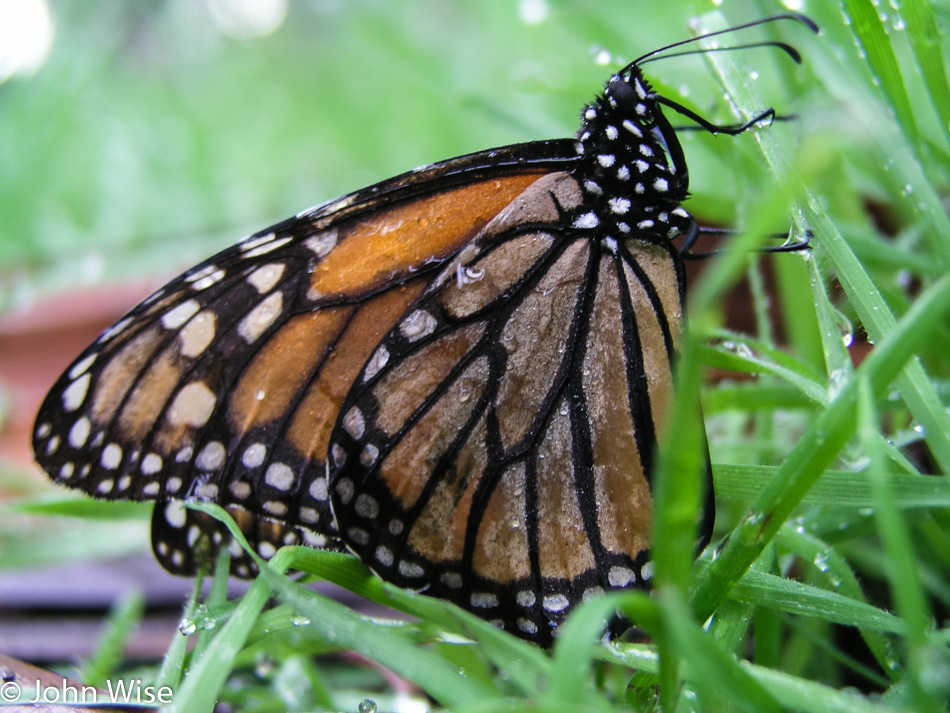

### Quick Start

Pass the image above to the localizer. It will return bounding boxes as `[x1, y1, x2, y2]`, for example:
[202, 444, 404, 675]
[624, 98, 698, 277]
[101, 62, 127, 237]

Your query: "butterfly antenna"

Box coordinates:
[638, 40, 804, 67]
[625, 12, 818, 71]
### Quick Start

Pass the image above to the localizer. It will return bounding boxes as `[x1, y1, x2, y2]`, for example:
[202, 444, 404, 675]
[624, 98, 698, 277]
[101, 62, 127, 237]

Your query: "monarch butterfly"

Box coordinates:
[32, 14, 815, 646]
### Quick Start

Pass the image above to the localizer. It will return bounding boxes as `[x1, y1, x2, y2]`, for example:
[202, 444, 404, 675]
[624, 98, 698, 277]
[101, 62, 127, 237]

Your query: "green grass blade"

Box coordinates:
[842, 0, 919, 147]
[692, 272, 950, 620]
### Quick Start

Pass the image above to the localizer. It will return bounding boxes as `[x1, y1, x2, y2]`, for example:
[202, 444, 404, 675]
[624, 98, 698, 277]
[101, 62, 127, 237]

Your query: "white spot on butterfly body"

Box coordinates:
[376, 546, 394, 566]
[166, 477, 182, 493]
[399, 310, 437, 342]
[62, 373, 91, 412]
[239, 292, 283, 343]
[622, 119, 642, 137]
[583, 180, 603, 195]
[597, 154, 616, 167]
[608, 197, 631, 214]
[247, 263, 286, 293]
[36, 422, 51, 439]
[300, 507, 318, 524]
[59, 463, 74, 479]
[573, 212, 599, 229]
[258, 541, 277, 558]
[516, 590, 536, 607]
[616, 165, 630, 181]
[97, 479, 114, 494]
[605, 125, 619, 140]
[634, 160, 649, 173]
[162, 300, 201, 330]
[543, 593, 570, 612]
[388, 519, 404, 535]
[635, 103, 647, 116]
[653, 177, 669, 192]
[639, 144, 654, 157]
[637, 220, 655, 230]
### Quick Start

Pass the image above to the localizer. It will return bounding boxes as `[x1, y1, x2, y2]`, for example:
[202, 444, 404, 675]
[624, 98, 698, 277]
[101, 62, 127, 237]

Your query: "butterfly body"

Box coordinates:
[32, 35, 793, 644]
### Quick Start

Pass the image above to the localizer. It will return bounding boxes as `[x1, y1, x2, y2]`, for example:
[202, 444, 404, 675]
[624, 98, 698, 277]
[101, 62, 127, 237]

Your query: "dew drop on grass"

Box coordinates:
[358, 699, 377, 713]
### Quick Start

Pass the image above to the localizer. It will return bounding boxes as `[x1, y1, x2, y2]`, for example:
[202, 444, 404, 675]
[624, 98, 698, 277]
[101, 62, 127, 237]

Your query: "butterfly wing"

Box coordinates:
[33, 142, 575, 574]
[328, 172, 699, 644]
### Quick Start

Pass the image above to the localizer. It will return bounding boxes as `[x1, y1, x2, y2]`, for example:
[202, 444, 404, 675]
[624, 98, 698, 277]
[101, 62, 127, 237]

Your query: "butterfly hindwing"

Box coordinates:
[328, 172, 695, 644]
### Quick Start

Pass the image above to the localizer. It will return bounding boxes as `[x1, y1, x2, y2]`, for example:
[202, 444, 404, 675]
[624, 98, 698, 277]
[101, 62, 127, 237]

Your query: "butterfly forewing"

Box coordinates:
[33, 161, 557, 573]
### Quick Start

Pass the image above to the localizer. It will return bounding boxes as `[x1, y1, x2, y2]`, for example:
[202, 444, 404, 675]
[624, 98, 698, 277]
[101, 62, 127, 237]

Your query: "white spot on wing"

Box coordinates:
[168, 382, 216, 427]
[196, 441, 226, 470]
[244, 237, 291, 258]
[399, 310, 437, 342]
[101, 443, 122, 469]
[178, 311, 216, 357]
[363, 345, 390, 381]
[265, 462, 295, 491]
[239, 292, 283, 343]
[62, 373, 91, 412]
[242, 443, 266, 468]
[343, 407, 365, 439]
[162, 300, 201, 329]
[247, 263, 286, 294]
[305, 230, 338, 257]
[608, 565, 636, 587]
[69, 417, 91, 448]
[69, 353, 97, 380]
